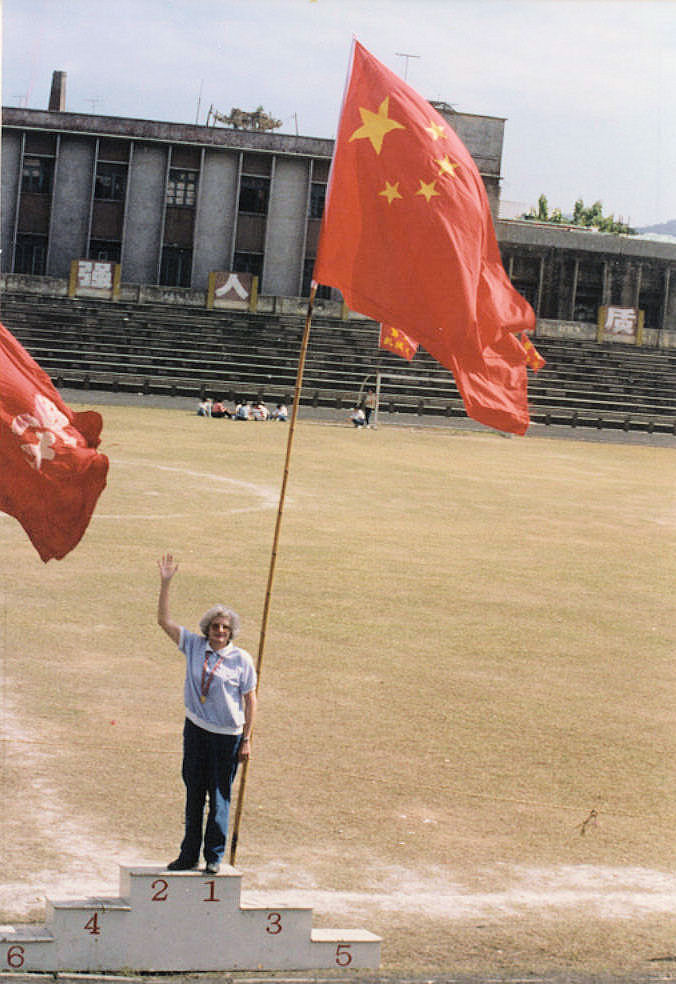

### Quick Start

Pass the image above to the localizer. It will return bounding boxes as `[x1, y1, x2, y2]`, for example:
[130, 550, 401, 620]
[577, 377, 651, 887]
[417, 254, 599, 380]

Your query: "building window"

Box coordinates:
[233, 251, 264, 281]
[505, 252, 539, 312]
[242, 153, 272, 176]
[309, 182, 326, 219]
[89, 239, 121, 263]
[574, 260, 604, 322]
[160, 245, 193, 288]
[639, 269, 663, 331]
[22, 156, 54, 195]
[14, 234, 47, 275]
[238, 175, 269, 215]
[167, 169, 198, 207]
[95, 162, 127, 201]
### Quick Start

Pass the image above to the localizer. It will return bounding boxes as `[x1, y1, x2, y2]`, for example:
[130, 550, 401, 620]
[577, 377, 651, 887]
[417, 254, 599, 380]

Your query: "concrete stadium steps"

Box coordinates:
[1, 290, 675, 432]
[0, 865, 381, 973]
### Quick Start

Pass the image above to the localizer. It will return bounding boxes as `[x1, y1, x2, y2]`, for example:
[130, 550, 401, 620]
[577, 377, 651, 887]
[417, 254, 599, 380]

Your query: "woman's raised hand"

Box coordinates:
[158, 553, 179, 581]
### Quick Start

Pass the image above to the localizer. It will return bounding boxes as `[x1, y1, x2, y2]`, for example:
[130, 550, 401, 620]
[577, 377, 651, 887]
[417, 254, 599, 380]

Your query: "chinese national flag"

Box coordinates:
[0, 322, 109, 561]
[313, 41, 536, 434]
[520, 332, 546, 372]
[379, 323, 418, 361]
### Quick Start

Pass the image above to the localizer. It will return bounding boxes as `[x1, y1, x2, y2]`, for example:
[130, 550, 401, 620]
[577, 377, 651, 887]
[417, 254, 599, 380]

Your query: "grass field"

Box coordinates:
[1, 404, 675, 979]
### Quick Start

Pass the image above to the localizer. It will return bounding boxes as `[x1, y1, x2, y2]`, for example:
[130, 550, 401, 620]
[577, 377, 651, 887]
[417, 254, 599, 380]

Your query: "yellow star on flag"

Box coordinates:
[436, 155, 459, 178]
[379, 181, 403, 205]
[415, 179, 440, 203]
[425, 120, 446, 141]
[349, 96, 405, 154]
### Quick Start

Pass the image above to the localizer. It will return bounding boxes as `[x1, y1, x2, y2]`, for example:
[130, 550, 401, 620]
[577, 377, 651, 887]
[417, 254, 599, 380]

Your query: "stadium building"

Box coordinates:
[1, 72, 675, 436]
[1, 75, 508, 299]
[3, 70, 675, 344]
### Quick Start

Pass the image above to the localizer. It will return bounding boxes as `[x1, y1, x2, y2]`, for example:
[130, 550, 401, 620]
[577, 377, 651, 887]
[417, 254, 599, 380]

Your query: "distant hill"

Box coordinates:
[637, 219, 676, 235]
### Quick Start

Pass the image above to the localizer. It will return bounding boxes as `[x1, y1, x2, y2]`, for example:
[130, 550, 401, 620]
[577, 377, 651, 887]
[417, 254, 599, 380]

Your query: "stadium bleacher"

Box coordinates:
[1, 290, 675, 433]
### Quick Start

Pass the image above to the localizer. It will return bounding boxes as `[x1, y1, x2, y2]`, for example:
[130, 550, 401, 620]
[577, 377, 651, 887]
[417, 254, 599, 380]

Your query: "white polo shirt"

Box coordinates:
[179, 627, 256, 735]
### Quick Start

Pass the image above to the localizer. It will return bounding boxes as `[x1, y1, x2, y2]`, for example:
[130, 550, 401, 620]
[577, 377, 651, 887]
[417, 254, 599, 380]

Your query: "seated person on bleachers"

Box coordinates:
[197, 398, 212, 417]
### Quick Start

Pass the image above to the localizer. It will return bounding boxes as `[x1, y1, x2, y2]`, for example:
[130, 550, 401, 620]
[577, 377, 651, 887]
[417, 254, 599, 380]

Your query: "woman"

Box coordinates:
[157, 553, 257, 874]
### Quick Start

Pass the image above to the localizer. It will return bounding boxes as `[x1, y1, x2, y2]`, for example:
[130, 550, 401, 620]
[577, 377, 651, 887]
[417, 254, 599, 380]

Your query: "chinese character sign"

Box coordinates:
[70, 260, 119, 299]
[77, 260, 114, 290]
[208, 272, 258, 311]
[598, 306, 644, 344]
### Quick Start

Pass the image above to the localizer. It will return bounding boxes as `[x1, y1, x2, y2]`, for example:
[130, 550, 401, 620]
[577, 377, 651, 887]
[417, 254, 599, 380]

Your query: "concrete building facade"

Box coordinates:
[498, 219, 676, 338]
[0, 81, 508, 301]
[2, 78, 676, 340]
[1, 106, 334, 298]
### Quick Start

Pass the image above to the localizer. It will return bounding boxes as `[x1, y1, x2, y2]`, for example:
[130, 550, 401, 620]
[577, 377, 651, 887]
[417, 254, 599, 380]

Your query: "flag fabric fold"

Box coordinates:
[0, 322, 109, 561]
[313, 40, 536, 434]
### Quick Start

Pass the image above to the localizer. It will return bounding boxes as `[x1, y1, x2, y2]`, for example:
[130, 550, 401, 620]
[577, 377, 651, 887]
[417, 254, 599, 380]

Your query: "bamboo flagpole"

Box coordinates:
[229, 284, 317, 866]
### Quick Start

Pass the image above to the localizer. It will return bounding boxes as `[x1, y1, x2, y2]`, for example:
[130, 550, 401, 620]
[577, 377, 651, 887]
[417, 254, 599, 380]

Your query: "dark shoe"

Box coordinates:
[204, 861, 220, 874]
[167, 856, 198, 871]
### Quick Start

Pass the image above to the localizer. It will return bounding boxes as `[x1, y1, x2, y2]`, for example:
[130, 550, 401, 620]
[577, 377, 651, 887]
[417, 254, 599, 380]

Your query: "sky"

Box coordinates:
[3, 0, 675, 228]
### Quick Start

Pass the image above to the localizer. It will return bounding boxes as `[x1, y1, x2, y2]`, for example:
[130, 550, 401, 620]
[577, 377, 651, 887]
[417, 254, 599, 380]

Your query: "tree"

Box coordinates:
[523, 196, 635, 235]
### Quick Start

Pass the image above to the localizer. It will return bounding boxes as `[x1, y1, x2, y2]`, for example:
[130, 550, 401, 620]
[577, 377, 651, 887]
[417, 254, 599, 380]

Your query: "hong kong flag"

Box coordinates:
[314, 41, 536, 434]
[0, 322, 108, 561]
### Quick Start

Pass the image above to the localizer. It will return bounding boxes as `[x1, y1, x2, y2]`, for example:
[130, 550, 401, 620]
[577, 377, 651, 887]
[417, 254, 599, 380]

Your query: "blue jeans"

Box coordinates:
[178, 718, 241, 865]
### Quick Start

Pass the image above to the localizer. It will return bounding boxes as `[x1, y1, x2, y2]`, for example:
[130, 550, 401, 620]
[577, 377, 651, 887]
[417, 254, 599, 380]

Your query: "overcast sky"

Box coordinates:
[3, 0, 674, 227]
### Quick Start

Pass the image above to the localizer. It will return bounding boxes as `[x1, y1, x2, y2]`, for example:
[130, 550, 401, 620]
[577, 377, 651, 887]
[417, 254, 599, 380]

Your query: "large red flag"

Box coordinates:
[313, 41, 536, 434]
[0, 322, 109, 561]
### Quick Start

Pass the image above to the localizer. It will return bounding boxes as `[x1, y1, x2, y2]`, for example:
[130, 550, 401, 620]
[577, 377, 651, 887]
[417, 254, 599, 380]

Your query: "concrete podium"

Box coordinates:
[0, 865, 381, 972]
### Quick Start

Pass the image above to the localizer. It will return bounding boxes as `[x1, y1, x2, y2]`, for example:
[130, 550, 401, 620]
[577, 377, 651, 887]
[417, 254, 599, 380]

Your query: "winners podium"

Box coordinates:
[0, 865, 381, 972]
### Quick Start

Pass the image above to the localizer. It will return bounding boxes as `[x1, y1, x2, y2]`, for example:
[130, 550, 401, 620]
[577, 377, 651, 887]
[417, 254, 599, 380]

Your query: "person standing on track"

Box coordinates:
[157, 553, 257, 874]
[364, 388, 376, 427]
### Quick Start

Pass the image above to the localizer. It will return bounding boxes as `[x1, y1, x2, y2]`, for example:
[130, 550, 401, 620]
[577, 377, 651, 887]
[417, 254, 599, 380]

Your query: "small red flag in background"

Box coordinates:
[520, 332, 546, 372]
[0, 322, 108, 561]
[313, 41, 536, 435]
[379, 323, 418, 362]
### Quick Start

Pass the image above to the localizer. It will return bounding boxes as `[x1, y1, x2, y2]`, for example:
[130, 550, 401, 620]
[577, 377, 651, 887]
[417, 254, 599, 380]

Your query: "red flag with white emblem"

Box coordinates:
[0, 322, 109, 561]
[313, 41, 536, 434]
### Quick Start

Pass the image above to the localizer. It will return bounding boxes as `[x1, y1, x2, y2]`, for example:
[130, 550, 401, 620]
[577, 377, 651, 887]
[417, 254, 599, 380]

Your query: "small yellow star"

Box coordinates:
[349, 96, 405, 154]
[379, 181, 403, 205]
[436, 155, 459, 178]
[416, 179, 440, 203]
[425, 120, 446, 141]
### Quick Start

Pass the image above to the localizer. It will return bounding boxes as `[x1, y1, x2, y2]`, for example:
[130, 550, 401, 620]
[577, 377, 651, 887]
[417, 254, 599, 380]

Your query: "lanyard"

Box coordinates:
[200, 650, 227, 703]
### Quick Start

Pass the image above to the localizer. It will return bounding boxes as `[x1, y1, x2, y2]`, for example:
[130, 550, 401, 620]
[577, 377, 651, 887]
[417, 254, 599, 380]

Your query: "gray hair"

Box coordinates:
[198, 604, 241, 639]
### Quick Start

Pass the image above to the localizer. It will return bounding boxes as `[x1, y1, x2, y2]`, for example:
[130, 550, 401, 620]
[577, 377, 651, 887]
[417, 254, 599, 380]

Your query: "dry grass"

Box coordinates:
[1, 405, 675, 978]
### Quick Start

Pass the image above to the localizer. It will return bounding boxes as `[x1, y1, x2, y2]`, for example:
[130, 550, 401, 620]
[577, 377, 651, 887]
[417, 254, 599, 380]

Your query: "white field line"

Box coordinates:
[97, 459, 283, 518]
[243, 863, 676, 921]
[0, 688, 147, 919]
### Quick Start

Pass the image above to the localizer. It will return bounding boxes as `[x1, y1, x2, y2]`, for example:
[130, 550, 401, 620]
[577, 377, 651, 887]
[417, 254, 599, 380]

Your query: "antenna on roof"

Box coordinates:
[195, 79, 204, 124]
[395, 51, 420, 81]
